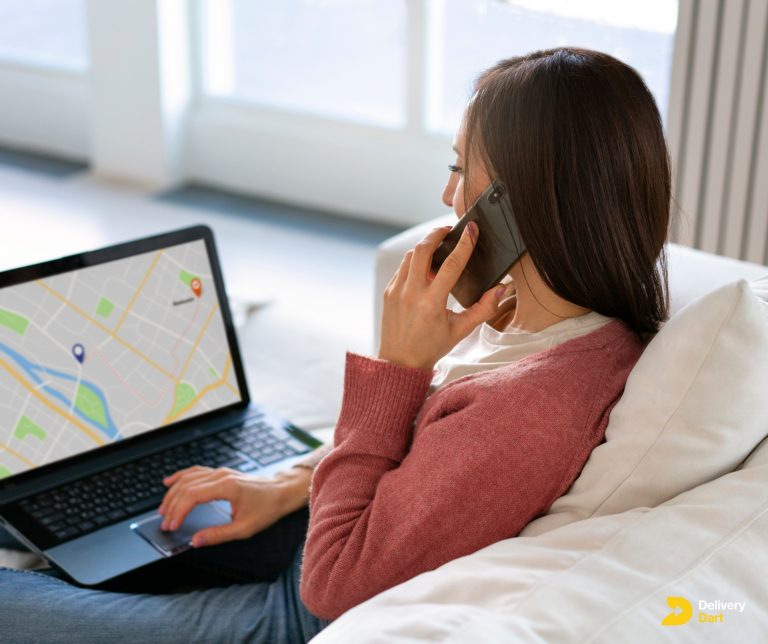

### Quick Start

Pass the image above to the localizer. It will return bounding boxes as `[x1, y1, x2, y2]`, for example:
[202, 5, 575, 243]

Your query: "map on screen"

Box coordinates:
[0, 239, 241, 479]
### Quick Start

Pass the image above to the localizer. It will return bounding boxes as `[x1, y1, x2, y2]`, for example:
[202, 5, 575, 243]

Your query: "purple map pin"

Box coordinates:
[72, 343, 85, 364]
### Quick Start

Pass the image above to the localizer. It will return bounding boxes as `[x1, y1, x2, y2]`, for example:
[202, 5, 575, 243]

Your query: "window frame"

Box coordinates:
[0, 0, 681, 229]
[0, 58, 89, 161]
[186, 0, 453, 227]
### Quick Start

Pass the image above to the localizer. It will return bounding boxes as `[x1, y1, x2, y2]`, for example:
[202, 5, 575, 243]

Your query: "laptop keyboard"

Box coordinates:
[17, 415, 312, 544]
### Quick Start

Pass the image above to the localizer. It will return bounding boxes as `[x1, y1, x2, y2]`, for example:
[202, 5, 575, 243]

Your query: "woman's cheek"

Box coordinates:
[454, 184, 465, 217]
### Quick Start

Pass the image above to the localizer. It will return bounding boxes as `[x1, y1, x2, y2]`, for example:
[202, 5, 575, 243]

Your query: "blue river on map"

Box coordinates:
[0, 342, 120, 441]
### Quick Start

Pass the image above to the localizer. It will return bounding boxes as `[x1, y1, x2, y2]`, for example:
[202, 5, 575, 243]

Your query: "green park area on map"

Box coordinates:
[96, 297, 115, 318]
[171, 382, 197, 418]
[179, 269, 198, 286]
[0, 309, 29, 335]
[14, 415, 47, 442]
[75, 383, 108, 428]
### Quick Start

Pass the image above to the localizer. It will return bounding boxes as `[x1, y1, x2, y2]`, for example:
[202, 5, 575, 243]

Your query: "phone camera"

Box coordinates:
[489, 191, 500, 204]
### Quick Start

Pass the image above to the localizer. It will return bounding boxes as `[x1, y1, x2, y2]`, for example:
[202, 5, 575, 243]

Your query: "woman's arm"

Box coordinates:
[299, 224, 521, 618]
[290, 442, 333, 472]
[273, 443, 334, 511]
[298, 349, 602, 621]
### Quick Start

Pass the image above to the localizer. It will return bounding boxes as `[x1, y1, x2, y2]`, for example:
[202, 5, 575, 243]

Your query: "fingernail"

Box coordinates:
[467, 221, 478, 240]
[169, 520, 178, 531]
[192, 536, 206, 548]
[495, 285, 506, 300]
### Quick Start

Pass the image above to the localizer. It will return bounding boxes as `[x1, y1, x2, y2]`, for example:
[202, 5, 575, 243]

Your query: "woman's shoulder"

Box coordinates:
[543, 317, 644, 355]
[425, 318, 636, 413]
[504, 318, 644, 384]
[419, 319, 641, 430]
[461, 318, 640, 384]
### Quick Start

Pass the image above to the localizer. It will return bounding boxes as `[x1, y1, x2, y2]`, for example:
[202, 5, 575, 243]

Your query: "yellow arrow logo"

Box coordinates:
[662, 596, 693, 625]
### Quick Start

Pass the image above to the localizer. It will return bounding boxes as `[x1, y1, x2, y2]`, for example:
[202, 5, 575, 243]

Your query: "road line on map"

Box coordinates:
[89, 293, 204, 409]
[0, 357, 105, 446]
[0, 441, 35, 467]
[162, 302, 221, 422]
[166, 296, 201, 376]
[35, 280, 176, 380]
[163, 354, 233, 424]
[175, 303, 220, 383]
[113, 250, 164, 335]
[92, 344, 169, 408]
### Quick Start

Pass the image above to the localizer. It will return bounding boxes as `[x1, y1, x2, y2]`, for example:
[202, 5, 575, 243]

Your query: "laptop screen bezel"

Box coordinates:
[0, 225, 251, 494]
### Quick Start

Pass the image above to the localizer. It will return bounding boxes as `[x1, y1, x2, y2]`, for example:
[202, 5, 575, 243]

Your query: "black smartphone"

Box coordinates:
[431, 179, 526, 308]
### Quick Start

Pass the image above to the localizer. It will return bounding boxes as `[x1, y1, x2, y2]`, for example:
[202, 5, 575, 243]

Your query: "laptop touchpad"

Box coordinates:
[131, 503, 231, 557]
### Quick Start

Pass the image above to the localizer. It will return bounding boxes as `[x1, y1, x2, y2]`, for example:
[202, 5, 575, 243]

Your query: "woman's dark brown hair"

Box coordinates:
[464, 47, 670, 342]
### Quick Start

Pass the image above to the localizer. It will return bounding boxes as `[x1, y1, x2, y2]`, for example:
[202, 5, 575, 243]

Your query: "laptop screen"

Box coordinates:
[0, 238, 242, 480]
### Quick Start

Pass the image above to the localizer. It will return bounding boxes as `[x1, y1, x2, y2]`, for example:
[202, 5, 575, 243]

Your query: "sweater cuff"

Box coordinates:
[291, 443, 333, 471]
[334, 351, 434, 461]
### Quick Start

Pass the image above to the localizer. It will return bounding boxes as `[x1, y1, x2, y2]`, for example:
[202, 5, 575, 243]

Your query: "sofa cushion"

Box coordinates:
[311, 458, 768, 642]
[521, 276, 768, 536]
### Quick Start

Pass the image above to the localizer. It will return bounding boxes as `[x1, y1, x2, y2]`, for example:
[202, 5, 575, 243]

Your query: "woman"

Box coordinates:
[0, 47, 669, 642]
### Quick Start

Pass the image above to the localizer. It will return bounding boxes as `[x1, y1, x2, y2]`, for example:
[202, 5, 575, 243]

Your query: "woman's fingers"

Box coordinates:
[387, 226, 453, 296]
[431, 222, 478, 299]
[387, 248, 414, 295]
[407, 226, 453, 287]
[159, 467, 228, 519]
[158, 467, 215, 515]
[190, 518, 250, 548]
[452, 282, 509, 339]
[160, 477, 235, 532]
[162, 465, 205, 486]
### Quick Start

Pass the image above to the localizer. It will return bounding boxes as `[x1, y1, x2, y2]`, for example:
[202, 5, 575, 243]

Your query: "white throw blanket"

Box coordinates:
[311, 441, 768, 642]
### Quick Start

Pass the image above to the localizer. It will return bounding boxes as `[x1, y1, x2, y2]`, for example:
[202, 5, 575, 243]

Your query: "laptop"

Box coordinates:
[0, 225, 324, 585]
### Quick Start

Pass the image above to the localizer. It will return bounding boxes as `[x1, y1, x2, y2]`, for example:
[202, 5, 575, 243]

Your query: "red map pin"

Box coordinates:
[190, 277, 202, 298]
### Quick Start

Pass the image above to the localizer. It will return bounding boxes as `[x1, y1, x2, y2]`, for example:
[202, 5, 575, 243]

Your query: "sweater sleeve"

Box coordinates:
[291, 443, 333, 471]
[299, 351, 583, 620]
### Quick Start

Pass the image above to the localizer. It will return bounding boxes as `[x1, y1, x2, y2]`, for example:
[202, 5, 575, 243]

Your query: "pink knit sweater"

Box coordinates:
[300, 318, 644, 620]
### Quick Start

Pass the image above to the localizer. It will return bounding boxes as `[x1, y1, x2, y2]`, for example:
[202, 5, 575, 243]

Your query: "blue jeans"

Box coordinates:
[0, 506, 332, 643]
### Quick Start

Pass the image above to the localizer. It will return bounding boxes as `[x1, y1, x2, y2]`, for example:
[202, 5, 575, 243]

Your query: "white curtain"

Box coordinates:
[667, 0, 768, 265]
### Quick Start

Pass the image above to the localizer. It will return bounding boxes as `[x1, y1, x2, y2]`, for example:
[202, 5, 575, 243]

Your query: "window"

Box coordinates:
[0, 0, 88, 71]
[200, 0, 407, 127]
[0, 0, 89, 160]
[427, 0, 678, 134]
[200, 0, 677, 135]
[193, 1, 679, 224]
[0, 0, 680, 226]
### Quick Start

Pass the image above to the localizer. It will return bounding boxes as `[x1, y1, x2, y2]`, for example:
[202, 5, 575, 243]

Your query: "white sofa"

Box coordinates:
[312, 216, 768, 643]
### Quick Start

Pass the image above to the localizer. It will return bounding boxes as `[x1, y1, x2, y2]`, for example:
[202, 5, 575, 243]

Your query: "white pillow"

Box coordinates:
[736, 274, 768, 470]
[521, 277, 768, 537]
[749, 273, 768, 301]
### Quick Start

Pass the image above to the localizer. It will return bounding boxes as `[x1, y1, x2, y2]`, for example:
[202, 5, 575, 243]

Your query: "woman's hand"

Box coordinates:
[157, 466, 311, 547]
[378, 222, 509, 372]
